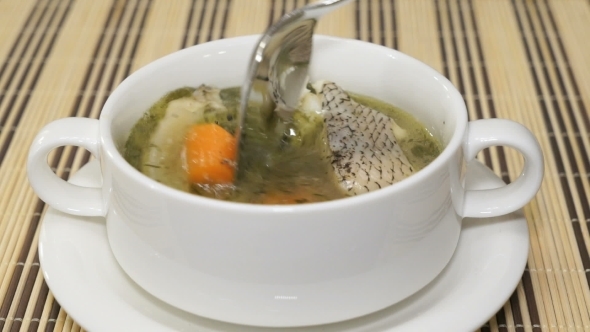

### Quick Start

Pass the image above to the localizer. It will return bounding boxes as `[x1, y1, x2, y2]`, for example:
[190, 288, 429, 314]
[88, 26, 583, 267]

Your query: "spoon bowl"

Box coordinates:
[237, 0, 354, 152]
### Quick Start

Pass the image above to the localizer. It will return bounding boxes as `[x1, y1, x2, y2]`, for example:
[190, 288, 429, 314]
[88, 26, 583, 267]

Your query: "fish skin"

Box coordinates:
[321, 82, 414, 195]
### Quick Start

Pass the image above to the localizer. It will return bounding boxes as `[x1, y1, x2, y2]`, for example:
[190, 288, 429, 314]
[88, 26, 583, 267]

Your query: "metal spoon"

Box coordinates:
[236, 0, 354, 161]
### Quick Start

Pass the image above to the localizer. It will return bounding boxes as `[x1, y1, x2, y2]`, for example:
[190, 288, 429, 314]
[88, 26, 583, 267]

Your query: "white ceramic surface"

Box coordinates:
[28, 35, 543, 326]
[39, 160, 529, 332]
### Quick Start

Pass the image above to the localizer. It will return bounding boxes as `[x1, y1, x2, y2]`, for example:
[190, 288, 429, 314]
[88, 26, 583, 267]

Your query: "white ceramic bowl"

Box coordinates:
[28, 35, 544, 327]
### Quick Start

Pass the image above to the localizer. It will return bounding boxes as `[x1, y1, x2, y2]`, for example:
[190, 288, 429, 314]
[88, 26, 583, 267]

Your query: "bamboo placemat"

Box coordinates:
[1, 0, 589, 331]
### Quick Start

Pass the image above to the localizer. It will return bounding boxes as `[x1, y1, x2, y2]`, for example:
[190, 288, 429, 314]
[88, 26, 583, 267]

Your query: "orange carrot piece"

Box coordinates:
[184, 123, 237, 184]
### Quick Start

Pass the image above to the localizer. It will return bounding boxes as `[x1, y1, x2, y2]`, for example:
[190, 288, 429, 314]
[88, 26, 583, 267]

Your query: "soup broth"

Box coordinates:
[123, 84, 442, 204]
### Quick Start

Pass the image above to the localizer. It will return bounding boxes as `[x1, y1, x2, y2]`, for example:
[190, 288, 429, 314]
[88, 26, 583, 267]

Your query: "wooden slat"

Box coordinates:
[225, 0, 271, 37]
[396, 0, 442, 72]
[315, 0, 356, 38]
[546, 0, 590, 277]
[130, 0, 193, 72]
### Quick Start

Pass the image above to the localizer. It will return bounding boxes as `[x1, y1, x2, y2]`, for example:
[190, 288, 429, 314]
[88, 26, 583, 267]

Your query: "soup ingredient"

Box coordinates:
[184, 123, 237, 184]
[230, 97, 345, 204]
[302, 82, 414, 195]
[136, 86, 234, 192]
[260, 187, 320, 205]
[348, 92, 440, 171]
[124, 87, 194, 190]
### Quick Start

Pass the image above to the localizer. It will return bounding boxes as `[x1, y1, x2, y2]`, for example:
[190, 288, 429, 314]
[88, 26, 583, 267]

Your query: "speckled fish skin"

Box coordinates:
[321, 82, 414, 195]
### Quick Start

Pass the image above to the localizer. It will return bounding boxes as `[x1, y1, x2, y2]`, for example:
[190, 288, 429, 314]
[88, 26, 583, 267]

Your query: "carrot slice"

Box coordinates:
[184, 123, 237, 184]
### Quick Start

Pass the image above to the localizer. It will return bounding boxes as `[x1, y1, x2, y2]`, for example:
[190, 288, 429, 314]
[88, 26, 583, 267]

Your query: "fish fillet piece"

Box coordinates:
[320, 82, 414, 195]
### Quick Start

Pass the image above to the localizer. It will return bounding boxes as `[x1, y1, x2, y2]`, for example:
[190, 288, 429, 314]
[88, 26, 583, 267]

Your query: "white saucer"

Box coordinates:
[38, 160, 529, 332]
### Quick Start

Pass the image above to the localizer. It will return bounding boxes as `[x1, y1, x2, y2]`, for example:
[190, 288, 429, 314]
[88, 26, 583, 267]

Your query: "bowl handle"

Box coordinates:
[27, 117, 104, 216]
[462, 119, 544, 218]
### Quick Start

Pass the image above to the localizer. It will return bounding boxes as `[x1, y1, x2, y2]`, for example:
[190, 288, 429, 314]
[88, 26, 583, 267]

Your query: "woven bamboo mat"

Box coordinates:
[1, 0, 589, 331]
